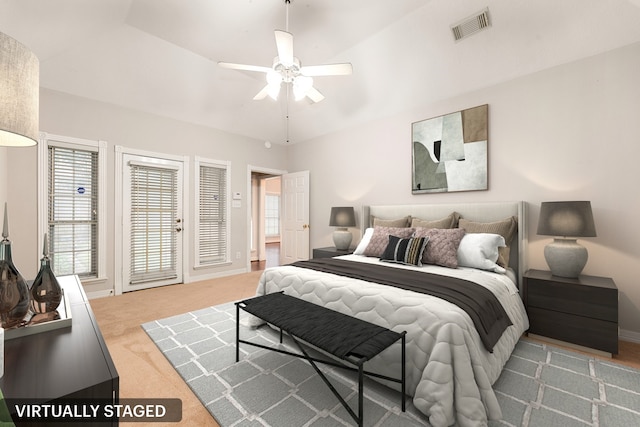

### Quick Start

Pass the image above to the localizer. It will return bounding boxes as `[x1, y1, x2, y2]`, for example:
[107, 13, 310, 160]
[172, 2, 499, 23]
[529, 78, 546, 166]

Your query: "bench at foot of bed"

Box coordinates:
[235, 292, 406, 427]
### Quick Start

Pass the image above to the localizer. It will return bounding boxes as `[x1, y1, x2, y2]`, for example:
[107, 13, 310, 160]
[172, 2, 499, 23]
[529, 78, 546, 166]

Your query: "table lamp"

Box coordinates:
[1, 32, 39, 147]
[537, 201, 596, 278]
[329, 207, 356, 250]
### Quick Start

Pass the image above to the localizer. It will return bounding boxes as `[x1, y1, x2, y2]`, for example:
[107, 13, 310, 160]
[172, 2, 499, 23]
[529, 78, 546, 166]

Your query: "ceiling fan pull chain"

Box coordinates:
[285, 85, 290, 144]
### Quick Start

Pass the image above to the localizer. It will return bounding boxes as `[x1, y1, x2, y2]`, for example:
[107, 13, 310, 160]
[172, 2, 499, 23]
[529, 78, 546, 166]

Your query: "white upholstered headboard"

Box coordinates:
[362, 201, 527, 287]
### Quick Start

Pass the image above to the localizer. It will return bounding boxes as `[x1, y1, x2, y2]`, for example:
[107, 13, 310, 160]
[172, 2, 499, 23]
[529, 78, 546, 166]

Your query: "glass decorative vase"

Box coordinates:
[30, 233, 62, 314]
[0, 204, 30, 329]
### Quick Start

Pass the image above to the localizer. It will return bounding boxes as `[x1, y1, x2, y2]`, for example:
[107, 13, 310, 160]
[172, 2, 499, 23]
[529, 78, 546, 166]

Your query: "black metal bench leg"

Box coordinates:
[358, 362, 364, 427]
[235, 303, 240, 362]
[288, 333, 363, 426]
[402, 333, 406, 412]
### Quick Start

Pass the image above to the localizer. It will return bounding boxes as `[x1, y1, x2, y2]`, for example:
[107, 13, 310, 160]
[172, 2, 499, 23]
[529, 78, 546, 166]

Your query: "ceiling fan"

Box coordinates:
[218, 0, 352, 103]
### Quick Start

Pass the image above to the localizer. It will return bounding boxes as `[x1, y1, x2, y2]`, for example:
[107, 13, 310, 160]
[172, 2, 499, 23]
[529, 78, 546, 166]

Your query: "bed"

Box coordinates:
[252, 201, 529, 427]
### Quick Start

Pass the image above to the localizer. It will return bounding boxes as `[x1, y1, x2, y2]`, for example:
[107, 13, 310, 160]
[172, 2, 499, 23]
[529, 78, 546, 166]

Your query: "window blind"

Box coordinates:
[265, 194, 280, 236]
[198, 164, 228, 264]
[48, 146, 98, 277]
[129, 163, 178, 284]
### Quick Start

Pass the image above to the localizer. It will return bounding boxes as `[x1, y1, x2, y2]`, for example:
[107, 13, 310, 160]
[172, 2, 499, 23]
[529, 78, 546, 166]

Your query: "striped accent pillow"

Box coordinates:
[380, 235, 429, 266]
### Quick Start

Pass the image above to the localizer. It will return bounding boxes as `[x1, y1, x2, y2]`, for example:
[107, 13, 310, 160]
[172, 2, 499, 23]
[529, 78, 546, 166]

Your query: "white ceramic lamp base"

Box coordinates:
[332, 228, 353, 251]
[544, 238, 588, 278]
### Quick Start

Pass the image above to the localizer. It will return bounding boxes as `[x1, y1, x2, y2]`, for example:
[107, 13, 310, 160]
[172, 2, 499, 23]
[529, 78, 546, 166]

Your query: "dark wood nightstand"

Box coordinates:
[523, 269, 618, 355]
[312, 247, 352, 259]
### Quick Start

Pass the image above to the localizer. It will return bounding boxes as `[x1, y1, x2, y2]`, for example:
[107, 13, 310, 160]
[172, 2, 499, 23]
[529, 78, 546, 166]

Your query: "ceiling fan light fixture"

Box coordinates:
[218, 0, 351, 105]
[266, 70, 283, 100]
[267, 83, 281, 101]
[293, 75, 313, 101]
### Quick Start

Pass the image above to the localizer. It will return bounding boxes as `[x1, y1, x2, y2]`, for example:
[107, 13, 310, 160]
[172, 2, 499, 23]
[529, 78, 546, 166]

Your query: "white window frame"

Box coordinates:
[264, 193, 280, 237]
[194, 156, 231, 268]
[38, 132, 107, 283]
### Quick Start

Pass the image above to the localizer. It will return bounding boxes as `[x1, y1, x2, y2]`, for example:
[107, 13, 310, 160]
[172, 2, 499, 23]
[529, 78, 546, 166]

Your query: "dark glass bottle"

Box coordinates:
[0, 205, 30, 329]
[30, 234, 62, 314]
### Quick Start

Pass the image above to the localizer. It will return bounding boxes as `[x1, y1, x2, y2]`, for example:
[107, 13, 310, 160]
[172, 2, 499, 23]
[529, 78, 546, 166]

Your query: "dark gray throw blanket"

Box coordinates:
[290, 258, 512, 352]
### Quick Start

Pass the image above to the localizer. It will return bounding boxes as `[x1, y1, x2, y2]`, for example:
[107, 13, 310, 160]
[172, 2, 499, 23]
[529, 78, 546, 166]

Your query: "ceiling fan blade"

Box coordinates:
[300, 63, 353, 77]
[274, 30, 294, 66]
[306, 86, 325, 103]
[218, 62, 271, 73]
[253, 85, 270, 100]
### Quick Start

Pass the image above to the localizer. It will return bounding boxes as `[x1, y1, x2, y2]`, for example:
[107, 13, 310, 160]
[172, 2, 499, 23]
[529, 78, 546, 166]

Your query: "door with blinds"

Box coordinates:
[122, 154, 184, 292]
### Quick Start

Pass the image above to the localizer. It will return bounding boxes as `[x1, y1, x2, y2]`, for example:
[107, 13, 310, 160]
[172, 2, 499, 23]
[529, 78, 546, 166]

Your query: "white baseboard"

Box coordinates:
[87, 268, 250, 299]
[619, 328, 640, 344]
[185, 267, 249, 284]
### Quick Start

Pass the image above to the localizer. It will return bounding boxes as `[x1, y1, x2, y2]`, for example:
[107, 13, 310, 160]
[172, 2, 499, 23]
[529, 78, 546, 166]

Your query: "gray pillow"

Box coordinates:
[372, 215, 411, 228]
[410, 212, 461, 229]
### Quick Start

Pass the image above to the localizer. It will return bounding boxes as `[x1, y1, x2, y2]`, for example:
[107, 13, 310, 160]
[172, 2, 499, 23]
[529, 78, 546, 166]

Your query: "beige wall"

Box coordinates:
[2, 40, 639, 339]
[4, 88, 288, 295]
[288, 41, 640, 339]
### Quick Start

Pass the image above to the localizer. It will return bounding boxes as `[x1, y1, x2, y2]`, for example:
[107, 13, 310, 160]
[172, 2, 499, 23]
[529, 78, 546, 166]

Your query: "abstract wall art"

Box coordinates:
[412, 104, 488, 194]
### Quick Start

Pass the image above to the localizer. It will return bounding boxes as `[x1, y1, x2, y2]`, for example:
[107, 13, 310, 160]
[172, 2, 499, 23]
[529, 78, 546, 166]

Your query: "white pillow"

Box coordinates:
[353, 228, 374, 255]
[457, 233, 506, 273]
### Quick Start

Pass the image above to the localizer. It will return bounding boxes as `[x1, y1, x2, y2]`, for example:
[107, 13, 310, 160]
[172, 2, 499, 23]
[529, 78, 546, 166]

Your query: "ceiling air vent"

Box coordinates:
[451, 8, 491, 42]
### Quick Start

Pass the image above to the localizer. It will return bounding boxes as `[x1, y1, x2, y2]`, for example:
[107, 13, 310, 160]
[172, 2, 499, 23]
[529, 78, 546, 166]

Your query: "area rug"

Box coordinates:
[142, 303, 640, 426]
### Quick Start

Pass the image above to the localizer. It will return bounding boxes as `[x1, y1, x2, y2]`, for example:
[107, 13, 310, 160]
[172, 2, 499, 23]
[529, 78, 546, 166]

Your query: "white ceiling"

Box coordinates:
[3, 0, 640, 144]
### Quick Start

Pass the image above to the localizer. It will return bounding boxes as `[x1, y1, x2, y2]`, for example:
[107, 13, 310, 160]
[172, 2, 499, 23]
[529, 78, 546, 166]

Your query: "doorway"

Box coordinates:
[251, 172, 282, 271]
[247, 166, 310, 272]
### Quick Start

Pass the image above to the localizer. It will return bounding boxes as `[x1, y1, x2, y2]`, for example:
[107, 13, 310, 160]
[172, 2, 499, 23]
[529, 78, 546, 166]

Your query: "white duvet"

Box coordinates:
[252, 254, 529, 427]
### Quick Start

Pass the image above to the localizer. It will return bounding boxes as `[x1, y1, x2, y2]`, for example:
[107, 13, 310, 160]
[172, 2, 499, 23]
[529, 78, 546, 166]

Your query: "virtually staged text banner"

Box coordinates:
[3, 398, 182, 423]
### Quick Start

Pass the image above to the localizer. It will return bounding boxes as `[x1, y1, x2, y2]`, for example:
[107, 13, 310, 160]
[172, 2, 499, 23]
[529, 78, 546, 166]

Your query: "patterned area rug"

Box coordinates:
[142, 303, 640, 426]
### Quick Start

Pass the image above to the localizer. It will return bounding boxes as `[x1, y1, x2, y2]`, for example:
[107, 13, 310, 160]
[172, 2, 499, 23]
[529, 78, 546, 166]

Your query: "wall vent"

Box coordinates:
[451, 8, 491, 42]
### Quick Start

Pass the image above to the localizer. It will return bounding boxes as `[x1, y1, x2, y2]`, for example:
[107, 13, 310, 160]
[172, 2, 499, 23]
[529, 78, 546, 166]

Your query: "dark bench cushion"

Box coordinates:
[240, 292, 403, 360]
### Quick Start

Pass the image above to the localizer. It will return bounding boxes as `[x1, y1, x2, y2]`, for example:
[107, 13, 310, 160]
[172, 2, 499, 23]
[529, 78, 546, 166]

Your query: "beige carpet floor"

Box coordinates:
[90, 270, 640, 427]
[90, 271, 262, 427]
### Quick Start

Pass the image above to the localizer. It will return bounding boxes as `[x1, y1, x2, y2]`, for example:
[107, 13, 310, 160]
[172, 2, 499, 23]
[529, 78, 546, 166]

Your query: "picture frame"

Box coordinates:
[412, 104, 488, 194]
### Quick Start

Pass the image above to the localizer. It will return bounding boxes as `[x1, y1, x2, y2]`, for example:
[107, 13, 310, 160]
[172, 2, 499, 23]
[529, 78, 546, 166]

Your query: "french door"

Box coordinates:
[121, 154, 184, 292]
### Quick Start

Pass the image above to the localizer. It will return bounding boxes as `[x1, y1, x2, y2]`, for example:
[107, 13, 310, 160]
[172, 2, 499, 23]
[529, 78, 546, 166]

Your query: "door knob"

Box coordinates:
[176, 227, 182, 232]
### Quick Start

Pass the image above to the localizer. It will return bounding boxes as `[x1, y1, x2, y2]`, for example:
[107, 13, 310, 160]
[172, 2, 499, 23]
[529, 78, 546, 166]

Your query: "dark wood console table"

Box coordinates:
[0, 275, 119, 425]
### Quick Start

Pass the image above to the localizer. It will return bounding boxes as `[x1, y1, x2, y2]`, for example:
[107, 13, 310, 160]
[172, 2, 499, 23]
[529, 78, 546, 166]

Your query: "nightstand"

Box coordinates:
[523, 269, 618, 355]
[312, 247, 352, 259]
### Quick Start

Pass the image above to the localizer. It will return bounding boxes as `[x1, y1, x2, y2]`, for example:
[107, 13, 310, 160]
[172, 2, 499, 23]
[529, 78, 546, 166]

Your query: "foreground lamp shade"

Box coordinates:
[329, 207, 356, 251]
[0, 32, 39, 146]
[537, 201, 596, 278]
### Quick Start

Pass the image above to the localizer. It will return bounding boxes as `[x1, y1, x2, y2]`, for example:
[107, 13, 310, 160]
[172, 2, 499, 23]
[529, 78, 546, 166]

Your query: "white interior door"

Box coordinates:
[280, 171, 310, 264]
[122, 154, 184, 292]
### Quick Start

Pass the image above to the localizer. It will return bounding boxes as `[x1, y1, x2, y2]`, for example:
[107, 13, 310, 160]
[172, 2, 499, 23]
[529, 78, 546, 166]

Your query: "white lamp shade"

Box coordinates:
[0, 32, 39, 147]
